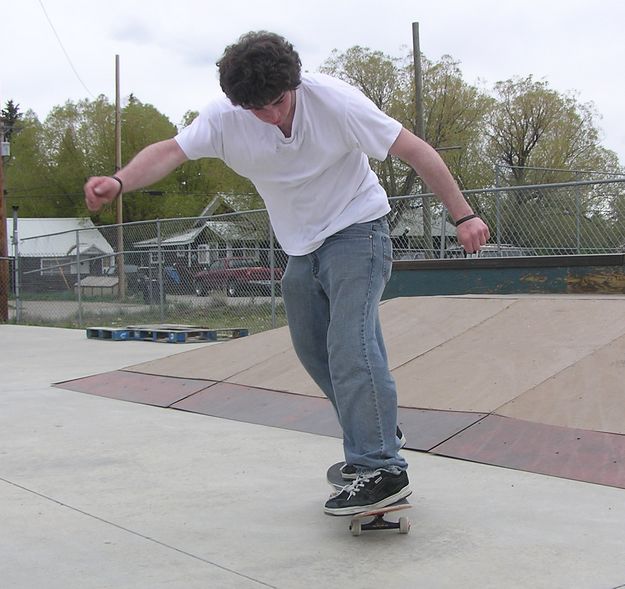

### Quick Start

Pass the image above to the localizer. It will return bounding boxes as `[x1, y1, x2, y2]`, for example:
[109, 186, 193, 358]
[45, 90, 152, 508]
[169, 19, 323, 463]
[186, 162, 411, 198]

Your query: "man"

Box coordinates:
[84, 31, 489, 515]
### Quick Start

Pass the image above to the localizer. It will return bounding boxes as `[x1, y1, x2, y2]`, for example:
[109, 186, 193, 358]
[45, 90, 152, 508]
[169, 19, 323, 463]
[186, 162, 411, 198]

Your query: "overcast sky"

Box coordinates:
[3, 0, 624, 165]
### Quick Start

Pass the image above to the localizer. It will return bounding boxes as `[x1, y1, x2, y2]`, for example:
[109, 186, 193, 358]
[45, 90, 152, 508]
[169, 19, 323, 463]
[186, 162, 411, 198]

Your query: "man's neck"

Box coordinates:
[279, 90, 296, 138]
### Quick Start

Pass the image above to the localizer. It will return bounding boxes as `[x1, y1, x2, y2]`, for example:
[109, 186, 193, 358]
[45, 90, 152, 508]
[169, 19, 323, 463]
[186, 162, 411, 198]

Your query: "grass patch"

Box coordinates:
[11, 299, 288, 335]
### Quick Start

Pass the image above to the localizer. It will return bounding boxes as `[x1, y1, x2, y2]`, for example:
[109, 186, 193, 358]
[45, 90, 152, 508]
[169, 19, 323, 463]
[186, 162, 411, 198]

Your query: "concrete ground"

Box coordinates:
[2, 323, 625, 589]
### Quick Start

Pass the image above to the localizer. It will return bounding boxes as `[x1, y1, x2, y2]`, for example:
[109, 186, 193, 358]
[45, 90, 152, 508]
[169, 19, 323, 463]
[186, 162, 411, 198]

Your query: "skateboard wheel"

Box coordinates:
[350, 520, 362, 536]
[399, 517, 410, 534]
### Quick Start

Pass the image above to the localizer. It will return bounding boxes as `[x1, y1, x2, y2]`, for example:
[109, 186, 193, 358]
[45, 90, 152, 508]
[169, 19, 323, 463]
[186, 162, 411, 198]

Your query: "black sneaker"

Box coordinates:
[397, 426, 407, 448]
[340, 427, 407, 481]
[324, 469, 411, 515]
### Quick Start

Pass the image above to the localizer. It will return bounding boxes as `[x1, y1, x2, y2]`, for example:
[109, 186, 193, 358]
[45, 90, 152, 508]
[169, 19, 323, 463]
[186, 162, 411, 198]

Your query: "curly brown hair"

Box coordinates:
[217, 31, 302, 109]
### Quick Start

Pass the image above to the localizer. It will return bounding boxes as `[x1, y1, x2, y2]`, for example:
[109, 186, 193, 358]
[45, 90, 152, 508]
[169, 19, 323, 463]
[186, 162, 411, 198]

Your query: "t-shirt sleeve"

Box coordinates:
[344, 88, 403, 161]
[174, 100, 228, 161]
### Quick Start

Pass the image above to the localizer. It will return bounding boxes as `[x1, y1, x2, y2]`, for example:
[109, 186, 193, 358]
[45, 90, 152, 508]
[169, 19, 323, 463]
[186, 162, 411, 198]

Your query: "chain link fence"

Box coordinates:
[0, 256, 10, 323]
[7, 210, 284, 332]
[5, 178, 625, 330]
[390, 178, 625, 259]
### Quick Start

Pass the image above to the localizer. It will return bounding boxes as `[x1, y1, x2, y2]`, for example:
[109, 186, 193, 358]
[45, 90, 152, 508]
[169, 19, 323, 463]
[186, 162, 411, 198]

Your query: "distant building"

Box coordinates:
[4, 217, 114, 292]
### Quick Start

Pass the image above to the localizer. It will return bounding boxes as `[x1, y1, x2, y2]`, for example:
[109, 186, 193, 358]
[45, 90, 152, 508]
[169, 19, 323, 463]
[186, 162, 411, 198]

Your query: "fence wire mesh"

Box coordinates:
[5, 178, 625, 330]
[0, 257, 10, 323]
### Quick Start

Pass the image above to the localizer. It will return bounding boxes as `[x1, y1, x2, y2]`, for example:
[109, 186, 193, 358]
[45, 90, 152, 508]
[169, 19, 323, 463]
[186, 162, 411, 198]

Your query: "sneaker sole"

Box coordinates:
[324, 486, 412, 516]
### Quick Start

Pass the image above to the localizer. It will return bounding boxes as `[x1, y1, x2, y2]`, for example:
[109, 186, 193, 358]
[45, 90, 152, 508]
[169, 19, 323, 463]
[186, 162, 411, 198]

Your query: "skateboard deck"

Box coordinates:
[326, 461, 350, 492]
[326, 462, 412, 535]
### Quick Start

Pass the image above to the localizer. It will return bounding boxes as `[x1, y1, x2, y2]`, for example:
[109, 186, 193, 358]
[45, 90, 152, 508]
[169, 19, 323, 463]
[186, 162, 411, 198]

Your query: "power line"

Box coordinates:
[37, 0, 95, 98]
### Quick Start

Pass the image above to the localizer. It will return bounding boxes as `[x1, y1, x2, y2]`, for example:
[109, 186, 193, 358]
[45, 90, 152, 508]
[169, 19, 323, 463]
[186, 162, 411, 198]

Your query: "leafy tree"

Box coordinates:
[485, 76, 622, 249]
[40, 102, 90, 215]
[3, 111, 53, 217]
[394, 53, 494, 194]
[487, 76, 619, 185]
[3, 97, 117, 218]
[320, 46, 401, 110]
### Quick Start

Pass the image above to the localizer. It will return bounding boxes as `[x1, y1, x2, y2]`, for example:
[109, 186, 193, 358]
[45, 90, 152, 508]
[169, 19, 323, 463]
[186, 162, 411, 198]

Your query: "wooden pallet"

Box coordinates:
[86, 327, 133, 341]
[87, 325, 249, 343]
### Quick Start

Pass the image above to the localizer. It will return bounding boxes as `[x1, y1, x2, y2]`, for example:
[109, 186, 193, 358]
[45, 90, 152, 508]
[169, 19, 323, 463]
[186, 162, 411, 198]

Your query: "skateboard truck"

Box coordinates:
[348, 500, 412, 536]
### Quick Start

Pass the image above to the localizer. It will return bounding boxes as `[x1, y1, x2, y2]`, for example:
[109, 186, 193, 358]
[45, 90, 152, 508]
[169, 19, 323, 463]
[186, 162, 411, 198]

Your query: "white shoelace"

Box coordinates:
[344, 470, 382, 499]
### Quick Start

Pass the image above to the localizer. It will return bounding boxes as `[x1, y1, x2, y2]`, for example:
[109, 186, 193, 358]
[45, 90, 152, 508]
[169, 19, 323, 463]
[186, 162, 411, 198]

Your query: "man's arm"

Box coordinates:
[388, 128, 489, 254]
[84, 138, 188, 213]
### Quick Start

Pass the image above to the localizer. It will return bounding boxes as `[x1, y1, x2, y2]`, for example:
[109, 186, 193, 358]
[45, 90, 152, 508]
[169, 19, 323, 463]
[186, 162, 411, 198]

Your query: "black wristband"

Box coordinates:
[454, 213, 478, 227]
[111, 175, 123, 197]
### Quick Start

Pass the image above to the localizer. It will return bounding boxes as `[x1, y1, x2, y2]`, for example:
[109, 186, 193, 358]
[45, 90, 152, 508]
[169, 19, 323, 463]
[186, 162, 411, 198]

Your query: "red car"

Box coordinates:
[193, 257, 283, 297]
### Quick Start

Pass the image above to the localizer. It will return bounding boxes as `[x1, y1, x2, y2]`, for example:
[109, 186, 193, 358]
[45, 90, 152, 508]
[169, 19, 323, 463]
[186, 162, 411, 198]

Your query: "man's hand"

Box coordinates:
[456, 217, 490, 254]
[84, 176, 122, 213]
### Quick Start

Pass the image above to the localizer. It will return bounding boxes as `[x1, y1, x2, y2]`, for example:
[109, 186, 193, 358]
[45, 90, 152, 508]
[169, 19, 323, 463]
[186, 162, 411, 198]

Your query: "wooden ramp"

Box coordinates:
[57, 294, 625, 489]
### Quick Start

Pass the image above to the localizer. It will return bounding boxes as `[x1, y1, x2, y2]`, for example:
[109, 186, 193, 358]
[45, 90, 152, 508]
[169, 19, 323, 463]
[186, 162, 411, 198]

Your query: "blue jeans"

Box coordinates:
[281, 217, 407, 472]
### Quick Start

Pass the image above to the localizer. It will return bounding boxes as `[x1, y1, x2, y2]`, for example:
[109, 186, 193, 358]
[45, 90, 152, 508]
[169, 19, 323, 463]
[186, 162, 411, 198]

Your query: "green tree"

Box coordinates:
[36, 99, 113, 217]
[3, 111, 54, 216]
[395, 53, 494, 193]
[485, 76, 622, 250]
[487, 76, 619, 185]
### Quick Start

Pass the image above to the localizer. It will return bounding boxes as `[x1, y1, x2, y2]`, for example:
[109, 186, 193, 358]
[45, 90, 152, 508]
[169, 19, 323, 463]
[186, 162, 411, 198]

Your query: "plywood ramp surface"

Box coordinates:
[125, 326, 294, 381]
[393, 298, 625, 413]
[123, 296, 625, 429]
[221, 296, 514, 394]
[496, 331, 625, 434]
[378, 296, 516, 369]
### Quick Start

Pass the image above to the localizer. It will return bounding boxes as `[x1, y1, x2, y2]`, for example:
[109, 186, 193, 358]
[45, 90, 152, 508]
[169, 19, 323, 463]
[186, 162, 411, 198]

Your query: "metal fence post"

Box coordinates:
[494, 168, 503, 249]
[439, 206, 447, 259]
[269, 221, 277, 328]
[156, 219, 165, 322]
[576, 182, 582, 253]
[12, 206, 21, 323]
[496, 191, 502, 249]
[75, 229, 83, 326]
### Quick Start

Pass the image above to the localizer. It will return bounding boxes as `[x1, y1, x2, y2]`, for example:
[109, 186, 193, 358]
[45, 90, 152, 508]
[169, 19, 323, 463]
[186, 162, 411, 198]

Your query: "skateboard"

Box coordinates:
[326, 462, 412, 536]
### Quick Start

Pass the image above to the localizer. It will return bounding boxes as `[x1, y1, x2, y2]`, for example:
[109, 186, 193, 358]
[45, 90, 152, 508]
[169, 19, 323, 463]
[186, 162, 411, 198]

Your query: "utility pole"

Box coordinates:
[115, 54, 126, 297]
[412, 22, 425, 141]
[412, 22, 433, 257]
[0, 115, 9, 321]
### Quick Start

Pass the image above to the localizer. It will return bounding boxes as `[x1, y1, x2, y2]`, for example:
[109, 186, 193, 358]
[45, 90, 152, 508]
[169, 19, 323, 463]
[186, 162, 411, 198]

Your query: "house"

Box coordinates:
[131, 194, 283, 273]
[4, 217, 114, 292]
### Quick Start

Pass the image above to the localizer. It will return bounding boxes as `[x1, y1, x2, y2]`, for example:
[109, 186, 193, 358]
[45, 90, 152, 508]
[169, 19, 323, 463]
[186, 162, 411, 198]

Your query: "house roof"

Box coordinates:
[133, 217, 266, 249]
[4, 218, 115, 258]
[133, 226, 205, 249]
[204, 219, 265, 241]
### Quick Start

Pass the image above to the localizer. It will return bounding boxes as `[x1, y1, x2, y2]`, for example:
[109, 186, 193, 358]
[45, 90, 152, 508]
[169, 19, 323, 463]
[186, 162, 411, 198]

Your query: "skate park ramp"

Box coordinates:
[56, 294, 625, 489]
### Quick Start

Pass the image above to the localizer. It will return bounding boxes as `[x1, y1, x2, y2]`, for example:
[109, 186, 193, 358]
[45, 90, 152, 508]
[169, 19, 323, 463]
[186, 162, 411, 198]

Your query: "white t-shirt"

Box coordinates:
[175, 73, 402, 255]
